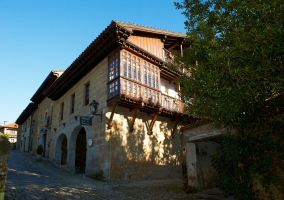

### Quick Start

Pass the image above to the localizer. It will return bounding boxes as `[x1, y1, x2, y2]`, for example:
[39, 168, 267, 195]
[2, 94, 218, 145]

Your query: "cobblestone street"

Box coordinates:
[4, 151, 231, 200]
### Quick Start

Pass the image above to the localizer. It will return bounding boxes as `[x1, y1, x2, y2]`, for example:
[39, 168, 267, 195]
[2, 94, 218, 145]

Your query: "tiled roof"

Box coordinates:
[15, 103, 38, 124]
[0, 122, 18, 129]
[114, 20, 186, 37]
[30, 70, 65, 103]
[44, 20, 188, 100]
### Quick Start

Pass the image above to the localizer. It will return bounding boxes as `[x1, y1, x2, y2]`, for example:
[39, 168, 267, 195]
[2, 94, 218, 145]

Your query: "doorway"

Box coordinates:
[75, 127, 86, 173]
[61, 135, 67, 165]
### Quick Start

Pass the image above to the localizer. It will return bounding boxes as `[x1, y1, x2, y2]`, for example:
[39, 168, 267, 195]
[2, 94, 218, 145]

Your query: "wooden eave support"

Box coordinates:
[171, 116, 181, 138]
[147, 108, 162, 135]
[168, 43, 178, 50]
[108, 102, 119, 129]
[129, 103, 144, 132]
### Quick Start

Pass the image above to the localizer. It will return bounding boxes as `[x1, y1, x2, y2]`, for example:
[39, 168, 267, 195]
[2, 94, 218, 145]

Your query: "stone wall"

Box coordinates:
[38, 53, 183, 182]
[0, 133, 10, 200]
[107, 107, 182, 181]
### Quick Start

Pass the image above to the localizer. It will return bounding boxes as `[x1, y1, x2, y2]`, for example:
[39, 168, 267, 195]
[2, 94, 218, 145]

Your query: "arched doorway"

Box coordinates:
[75, 127, 86, 173]
[54, 133, 68, 166]
[61, 135, 67, 165]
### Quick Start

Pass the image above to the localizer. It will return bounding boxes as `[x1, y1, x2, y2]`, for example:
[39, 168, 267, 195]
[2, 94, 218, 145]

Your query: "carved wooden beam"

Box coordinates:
[147, 108, 162, 135]
[129, 103, 144, 132]
[171, 116, 181, 138]
[108, 102, 119, 129]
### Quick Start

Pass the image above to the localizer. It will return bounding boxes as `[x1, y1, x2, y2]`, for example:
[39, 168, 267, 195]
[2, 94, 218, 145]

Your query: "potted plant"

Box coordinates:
[36, 144, 43, 160]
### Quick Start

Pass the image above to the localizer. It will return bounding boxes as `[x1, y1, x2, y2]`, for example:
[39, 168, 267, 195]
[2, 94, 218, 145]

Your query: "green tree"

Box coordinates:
[175, 0, 284, 198]
[3, 133, 9, 140]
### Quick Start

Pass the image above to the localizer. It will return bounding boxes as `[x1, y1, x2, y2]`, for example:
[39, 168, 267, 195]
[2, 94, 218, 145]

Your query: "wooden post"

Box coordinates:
[108, 102, 119, 129]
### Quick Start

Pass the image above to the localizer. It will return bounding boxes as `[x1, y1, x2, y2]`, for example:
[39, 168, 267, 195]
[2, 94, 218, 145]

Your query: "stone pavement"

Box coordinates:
[4, 150, 233, 200]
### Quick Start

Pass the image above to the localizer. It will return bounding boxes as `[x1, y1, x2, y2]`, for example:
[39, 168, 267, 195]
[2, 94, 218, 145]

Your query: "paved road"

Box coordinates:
[4, 150, 230, 200]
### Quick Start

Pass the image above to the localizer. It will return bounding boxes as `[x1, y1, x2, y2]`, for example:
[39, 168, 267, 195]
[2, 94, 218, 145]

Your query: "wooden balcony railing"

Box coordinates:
[108, 77, 186, 114]
[164, 48, 175, 63]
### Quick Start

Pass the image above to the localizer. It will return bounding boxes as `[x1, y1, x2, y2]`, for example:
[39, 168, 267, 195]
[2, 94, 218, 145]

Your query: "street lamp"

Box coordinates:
[89, 100, 103, 122]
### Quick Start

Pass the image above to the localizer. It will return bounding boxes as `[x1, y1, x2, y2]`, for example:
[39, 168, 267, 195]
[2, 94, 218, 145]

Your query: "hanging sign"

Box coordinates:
[40, 128, 47, 134]
[80, 116, 93, 126]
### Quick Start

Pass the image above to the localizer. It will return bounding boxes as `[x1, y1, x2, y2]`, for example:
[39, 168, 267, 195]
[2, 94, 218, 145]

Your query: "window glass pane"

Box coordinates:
[144, 68, 147, 84]
[138, 65, 141, 82]
[128, 60, 131, 78]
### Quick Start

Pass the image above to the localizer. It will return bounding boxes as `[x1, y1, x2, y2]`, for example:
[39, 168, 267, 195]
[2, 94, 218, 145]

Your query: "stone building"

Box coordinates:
[0, 122, 18, 145]
[16, 20, 194, 182]
[16, 103, 38, 151]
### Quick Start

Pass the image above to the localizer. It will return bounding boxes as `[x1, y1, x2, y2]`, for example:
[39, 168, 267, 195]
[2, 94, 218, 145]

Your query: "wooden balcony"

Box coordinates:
[107, 77, 187, 118]
[164, 48, 175, 63]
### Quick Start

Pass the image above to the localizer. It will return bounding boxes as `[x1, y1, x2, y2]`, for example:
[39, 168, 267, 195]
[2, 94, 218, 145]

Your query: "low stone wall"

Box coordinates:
[0, 133, 10, 200]
[253, 178, 283, 200]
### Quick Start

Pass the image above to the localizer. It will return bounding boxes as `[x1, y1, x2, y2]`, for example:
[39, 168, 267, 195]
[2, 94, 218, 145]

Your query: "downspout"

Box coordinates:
[109, 130, 112, 181]
[29, 115, 34, 152]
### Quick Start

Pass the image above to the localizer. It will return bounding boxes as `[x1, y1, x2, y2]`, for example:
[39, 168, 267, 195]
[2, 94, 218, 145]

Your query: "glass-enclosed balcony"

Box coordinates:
[107, 49, 187, 117]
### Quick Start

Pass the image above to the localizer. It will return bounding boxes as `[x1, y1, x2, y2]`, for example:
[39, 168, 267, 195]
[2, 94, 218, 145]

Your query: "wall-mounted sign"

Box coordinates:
[182, 146, 186, 155]
[80, 116, 93, 126]
[88, 139, 93, 147]
[40, 128, 47, 134]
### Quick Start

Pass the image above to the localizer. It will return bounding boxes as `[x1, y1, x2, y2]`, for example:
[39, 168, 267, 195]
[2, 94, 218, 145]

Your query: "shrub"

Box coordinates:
[36, 144, 43, 155]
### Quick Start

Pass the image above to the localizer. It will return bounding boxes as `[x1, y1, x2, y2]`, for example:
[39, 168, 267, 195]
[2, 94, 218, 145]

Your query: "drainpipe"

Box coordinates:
[29, 116, 34, 152]
[109, 130, 112, 181]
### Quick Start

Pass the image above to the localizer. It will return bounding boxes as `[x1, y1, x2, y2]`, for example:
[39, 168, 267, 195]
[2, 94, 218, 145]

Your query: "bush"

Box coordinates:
[87, 170, 105, 181]
[36, 144, 43, 155]
[3, 133, 9, 140]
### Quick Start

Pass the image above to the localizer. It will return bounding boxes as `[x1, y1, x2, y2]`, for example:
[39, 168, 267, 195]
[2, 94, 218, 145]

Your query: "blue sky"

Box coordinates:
[0, 0, 186, 125]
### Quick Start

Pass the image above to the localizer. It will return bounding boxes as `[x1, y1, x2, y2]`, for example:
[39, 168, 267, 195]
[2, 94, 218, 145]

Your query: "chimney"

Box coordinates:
[4, 121, 7, 126]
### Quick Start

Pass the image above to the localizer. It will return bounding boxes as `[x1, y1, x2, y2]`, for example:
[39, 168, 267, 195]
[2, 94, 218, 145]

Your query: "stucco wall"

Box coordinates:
[196, 141, 221, 190]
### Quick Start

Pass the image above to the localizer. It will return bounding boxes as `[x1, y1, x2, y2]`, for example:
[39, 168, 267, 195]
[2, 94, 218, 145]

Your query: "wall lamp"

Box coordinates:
[89, 100, 102, 122]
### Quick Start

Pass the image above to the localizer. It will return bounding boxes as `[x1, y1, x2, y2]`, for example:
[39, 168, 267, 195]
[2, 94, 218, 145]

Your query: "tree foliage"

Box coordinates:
[3, 133, 9, 141]
[175, 0, 284, 198]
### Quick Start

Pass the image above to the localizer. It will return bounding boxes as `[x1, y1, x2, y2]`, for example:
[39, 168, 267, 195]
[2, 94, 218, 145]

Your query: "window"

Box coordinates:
[109, 80, 118, 97]
[70, 93, 75, 114]
[108, 52, 119, 81]
[60, 102, 64, 120]
[121, 50, 159, 88]
[85, 83, 90, 106]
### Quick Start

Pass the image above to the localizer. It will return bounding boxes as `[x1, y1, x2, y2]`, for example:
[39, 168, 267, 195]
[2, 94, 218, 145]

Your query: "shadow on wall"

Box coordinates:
[107, 109, 182, 181]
